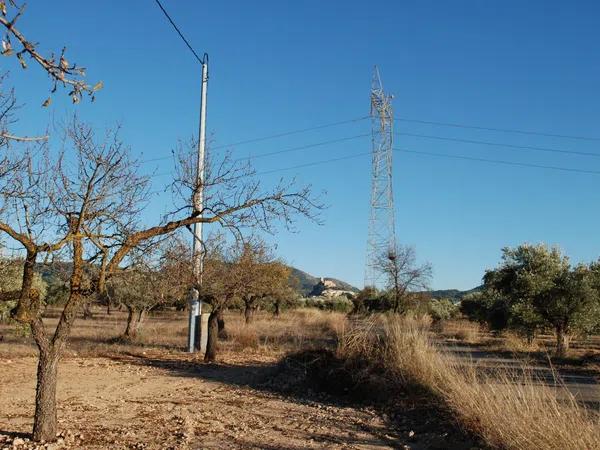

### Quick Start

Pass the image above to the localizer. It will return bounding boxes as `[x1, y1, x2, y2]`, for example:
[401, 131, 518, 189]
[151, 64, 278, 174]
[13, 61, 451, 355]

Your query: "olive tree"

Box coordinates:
[484, 244, 600, 356]
[108, 236, 193, 339]
[0, 258, 46, 322]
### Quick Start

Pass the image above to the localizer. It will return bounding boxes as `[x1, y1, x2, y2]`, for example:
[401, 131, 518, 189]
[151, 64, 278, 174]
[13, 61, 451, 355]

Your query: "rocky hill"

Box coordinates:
[289, 267, 359, 296]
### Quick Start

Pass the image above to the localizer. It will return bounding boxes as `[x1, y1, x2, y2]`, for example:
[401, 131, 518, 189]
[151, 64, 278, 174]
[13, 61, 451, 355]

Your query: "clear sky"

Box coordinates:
[4, 1, 600, 290]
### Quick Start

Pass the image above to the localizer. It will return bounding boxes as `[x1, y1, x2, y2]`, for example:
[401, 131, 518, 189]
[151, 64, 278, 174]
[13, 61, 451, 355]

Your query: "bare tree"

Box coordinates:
[0, 1, 101, 104]
[0, 73, 48, 145]
[0, 2, 100, 147]
[201, 241, 236, 362]
[0, 119, 149, 440]
[0, 118, 321, 441]
[236, 240, 273, 324]
[375, 245, 432, 313]
[271, 268, 297, 317]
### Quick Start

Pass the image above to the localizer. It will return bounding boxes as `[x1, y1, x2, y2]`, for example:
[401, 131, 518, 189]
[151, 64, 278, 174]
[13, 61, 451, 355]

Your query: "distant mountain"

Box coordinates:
[289, 267, 359, 296]
[33, 260, 359, 298]
[429, 286, 482, 302]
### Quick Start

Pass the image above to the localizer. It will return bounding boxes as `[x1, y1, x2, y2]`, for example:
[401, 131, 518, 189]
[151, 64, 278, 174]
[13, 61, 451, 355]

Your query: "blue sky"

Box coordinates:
[4, 1, 600, 290]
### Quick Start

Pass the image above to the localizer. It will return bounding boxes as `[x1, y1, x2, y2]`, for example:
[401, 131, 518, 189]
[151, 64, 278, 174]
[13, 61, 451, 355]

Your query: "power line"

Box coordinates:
[147, 143, 600, 185]
[148, 148, 372, 181]
[141, 115, 600, 165]
[396, 117, 600, 142]
[210, 116, 369, 151]
[395, 148, 600, 175]
[234, 133, 369, 161]
[146, 151, 373, 195]
[396, 132, 600, 158]
[145, 145, 600, 196]
[140, 117, 370, 164]
[154, 0, 205, 64]
[254, 150, 371, 176]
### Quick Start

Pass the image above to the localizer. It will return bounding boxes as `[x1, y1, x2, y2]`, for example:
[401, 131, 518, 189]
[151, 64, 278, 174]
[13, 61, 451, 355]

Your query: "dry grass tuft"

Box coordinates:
[228, 321, 260, 349]
[339, 315, 600, 450]
[439, 319, 482, 343]
[225, 309, 347, 353]
[498, 331, 541, 353]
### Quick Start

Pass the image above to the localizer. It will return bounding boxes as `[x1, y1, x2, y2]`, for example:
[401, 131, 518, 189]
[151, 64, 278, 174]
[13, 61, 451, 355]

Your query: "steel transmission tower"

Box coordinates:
[364, 66, 396, 288]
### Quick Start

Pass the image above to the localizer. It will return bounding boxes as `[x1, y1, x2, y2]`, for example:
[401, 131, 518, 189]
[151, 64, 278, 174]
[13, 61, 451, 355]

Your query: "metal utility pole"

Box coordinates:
[364, 66, 396, 288]
[188, 53, 209, 353]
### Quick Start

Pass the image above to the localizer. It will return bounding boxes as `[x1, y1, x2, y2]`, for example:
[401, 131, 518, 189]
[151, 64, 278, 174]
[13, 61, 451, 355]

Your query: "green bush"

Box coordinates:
[304, 296, 353, 313]
[428, 298, 459, 322]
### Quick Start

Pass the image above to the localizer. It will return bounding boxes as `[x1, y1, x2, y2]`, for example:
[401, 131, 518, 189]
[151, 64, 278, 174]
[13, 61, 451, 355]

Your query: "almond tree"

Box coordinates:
[271, 267, 297, 317]
[0, 118, 321, 441]
[231, 239, 278, 324]
[375, 245, 432, 313]
[224, 239, 292, 324]
[201, 238, 293, 361]
[201, 242, 237, 362]
[0, 1, 100, 144]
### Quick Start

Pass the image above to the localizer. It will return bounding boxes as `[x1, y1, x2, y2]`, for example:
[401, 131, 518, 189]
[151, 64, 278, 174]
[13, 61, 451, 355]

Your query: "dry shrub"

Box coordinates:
[440, 319, 481, 343]
[227, 321, 259, 349]
[226, 309, 347, 353]
[339, 315, 600, 450]
[499, 331, 540, 353]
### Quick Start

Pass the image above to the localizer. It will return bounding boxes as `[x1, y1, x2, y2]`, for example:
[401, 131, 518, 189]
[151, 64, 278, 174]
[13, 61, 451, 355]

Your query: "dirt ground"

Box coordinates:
[0, 310, 480, 450]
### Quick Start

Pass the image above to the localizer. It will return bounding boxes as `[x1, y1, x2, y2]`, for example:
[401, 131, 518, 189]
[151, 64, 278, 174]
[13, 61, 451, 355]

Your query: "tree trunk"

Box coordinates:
[555, 326, 571, 357]
[244, 303, 253, 324]
[274, 301, 280, 317]
[30, 234, 85, 442]
[137, 309, 147, 334]
[124, 306, 139, 339]
[33, 349, 59, 441]
[217, 309, 226, 339]
[82, 302, 93, 320]
[105, 292, 112, 316]
[204, 310, 219, 362]
[526, 329, 535, 346]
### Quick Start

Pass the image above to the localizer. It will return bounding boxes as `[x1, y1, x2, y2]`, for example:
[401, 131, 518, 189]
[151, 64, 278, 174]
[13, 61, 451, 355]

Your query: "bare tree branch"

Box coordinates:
[0, 2, 102, 103]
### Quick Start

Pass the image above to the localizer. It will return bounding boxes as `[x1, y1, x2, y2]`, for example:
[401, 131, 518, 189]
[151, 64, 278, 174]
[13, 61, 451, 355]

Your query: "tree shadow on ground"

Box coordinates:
[106, 349, 485, 450]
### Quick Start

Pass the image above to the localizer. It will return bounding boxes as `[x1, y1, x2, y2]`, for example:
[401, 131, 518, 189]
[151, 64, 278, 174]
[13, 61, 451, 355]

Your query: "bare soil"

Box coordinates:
[0, 310, 481, 449]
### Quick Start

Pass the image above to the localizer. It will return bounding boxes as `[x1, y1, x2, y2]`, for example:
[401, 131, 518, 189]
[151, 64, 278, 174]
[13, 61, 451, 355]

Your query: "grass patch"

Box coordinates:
[339, 315, 600, 450]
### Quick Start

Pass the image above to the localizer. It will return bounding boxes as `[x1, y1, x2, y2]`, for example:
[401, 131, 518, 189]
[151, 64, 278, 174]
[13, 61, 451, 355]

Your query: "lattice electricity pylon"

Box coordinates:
[364, 66, 396, 289]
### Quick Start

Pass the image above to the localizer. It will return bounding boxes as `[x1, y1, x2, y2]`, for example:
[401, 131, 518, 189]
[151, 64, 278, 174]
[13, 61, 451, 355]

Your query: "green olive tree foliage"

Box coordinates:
[109, 235, 219, 340]
[428, 298, 459, 322]
[473, 244, 600, 356]
[351, 286, 393, 313]
[0, 259, 46, 322]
